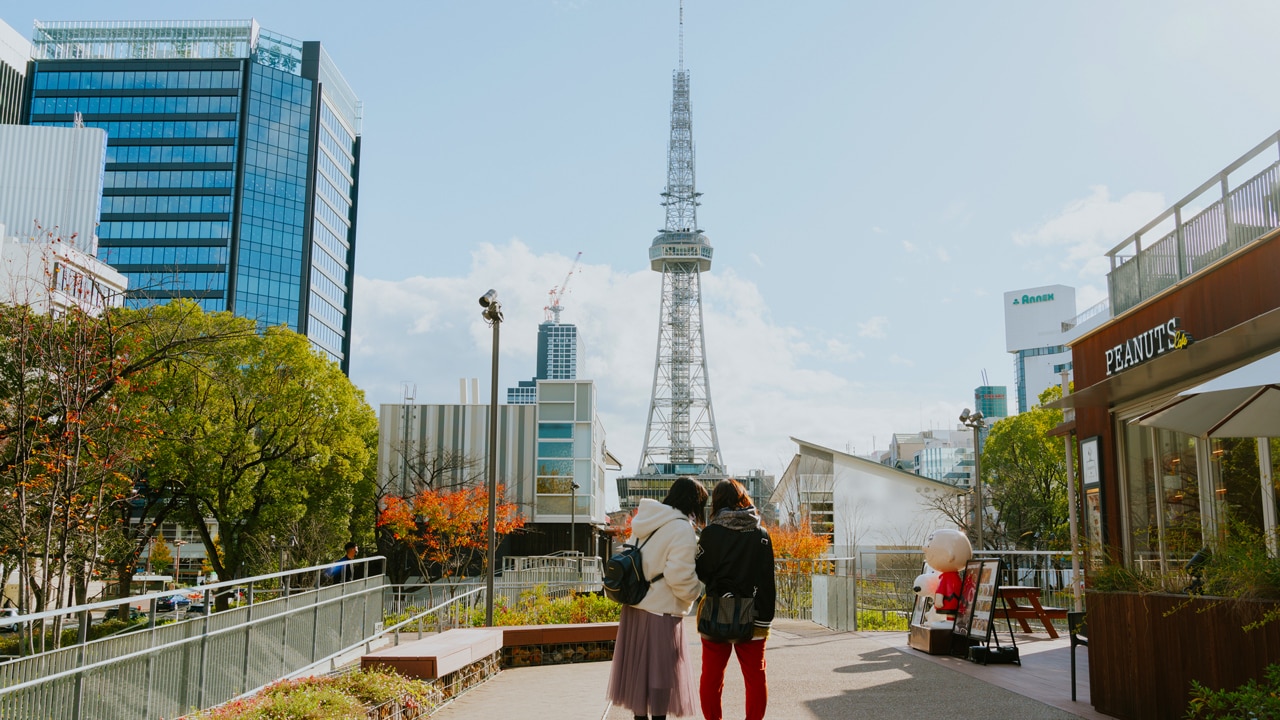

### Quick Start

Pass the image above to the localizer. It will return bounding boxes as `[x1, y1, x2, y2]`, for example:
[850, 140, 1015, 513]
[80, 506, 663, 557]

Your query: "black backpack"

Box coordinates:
[603, 531, 665, 605]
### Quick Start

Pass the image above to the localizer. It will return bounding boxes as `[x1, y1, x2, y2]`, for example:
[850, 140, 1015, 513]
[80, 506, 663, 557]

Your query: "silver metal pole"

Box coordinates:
[484, 299, 501, 627]
[973, 423, 984, 551]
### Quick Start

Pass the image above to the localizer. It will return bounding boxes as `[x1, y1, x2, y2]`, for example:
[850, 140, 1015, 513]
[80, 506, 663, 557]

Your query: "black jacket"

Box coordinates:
[695, 509, 776, 629]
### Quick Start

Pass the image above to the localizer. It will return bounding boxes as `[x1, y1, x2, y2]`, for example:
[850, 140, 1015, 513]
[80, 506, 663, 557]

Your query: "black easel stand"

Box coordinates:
[969, 593, 1021, 665]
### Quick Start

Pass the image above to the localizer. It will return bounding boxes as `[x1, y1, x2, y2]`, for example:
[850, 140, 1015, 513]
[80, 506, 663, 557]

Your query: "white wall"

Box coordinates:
[1004, 284, 1076, 352]
[0, 125, 108, 255]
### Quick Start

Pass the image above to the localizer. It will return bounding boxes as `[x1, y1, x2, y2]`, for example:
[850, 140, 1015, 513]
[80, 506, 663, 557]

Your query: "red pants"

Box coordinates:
[699, 638, 767, 720]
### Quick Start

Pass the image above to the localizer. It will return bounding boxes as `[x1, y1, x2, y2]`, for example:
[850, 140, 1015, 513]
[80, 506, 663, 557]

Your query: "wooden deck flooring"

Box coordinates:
[875, 631, 1112, 720]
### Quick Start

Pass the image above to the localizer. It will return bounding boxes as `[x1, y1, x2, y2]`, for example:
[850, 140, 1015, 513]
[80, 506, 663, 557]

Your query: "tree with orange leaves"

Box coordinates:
[769, 520, 832, 619]
[377, 485, 525, 583]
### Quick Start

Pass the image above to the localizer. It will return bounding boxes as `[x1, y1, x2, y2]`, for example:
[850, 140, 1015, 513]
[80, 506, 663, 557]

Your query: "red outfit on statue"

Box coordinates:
[700, 637, 767, 720]
[936, 570, 963, 614]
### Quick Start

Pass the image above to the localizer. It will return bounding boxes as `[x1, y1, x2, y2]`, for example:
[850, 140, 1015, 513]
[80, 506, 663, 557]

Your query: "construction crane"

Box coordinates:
[545, 251, 582, 323]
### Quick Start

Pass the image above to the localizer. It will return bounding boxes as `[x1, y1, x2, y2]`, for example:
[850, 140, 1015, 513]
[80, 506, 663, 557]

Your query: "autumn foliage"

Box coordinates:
[377, 485, 525, 581]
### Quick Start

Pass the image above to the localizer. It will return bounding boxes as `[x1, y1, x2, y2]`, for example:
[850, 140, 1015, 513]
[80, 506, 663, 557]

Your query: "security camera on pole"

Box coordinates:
[479, 289, 502, 627]
[959, 408, 987, 550]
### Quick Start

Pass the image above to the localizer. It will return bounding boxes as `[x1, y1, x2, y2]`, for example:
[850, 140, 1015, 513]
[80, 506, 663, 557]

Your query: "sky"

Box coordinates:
[9, 1, 1280, 509]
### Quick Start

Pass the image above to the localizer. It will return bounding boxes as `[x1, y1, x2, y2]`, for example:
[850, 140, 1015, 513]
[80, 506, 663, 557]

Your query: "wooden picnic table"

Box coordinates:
[998, 585, 1067, 639]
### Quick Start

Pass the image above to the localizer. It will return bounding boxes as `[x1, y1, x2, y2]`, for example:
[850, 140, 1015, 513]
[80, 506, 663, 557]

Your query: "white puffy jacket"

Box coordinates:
[627, 498, 702, 616]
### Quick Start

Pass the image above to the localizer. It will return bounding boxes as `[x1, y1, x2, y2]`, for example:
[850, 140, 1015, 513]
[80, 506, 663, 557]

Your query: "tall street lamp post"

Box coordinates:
[959, 408, 987, 551]
[479, 289, 503, 627]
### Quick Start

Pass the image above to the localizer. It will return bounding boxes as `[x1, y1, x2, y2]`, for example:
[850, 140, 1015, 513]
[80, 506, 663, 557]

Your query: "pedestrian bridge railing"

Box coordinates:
[0, 557, 384, 720]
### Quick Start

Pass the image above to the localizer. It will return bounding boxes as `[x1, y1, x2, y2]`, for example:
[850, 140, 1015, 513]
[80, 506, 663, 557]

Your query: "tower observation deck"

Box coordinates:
[619, 3, 725, 512]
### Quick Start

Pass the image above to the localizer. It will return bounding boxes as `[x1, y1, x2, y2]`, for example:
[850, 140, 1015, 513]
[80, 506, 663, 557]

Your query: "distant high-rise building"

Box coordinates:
[974, 385, 1008, 420]
[507, 320, 579, 404]
[22, 20, 360, 372]
[1004, 285, 1075, 413]
[617, 6, 726, 513]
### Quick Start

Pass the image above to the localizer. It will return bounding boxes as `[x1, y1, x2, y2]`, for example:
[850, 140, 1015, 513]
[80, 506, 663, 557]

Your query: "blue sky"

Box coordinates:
[9, 1, 1280, 506]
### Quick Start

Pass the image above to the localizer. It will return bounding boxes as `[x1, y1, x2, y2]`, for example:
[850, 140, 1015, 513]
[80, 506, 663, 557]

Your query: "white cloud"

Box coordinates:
[901, 240, 917, 253]
[888, 354, 914, 367]
[857, 316, 889, 339]
[748, 252, 764, 267]
[1015, 185, 1166, 279]
[935, 247, 950, 263]
[349, 240, 943, 506]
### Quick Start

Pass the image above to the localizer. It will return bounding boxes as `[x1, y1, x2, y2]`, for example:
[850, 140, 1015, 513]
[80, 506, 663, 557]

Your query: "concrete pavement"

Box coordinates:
[431, 618, 1102, 720]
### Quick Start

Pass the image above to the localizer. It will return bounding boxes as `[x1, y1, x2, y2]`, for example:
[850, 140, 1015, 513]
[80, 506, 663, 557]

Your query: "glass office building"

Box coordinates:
[508, 321, 579, 404]
[23, 20, 359, 371]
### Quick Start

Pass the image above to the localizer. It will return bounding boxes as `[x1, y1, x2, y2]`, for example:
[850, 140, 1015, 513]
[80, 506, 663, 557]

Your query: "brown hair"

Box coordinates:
[710, 479, 752, 517]
[662, 476, 710, 519]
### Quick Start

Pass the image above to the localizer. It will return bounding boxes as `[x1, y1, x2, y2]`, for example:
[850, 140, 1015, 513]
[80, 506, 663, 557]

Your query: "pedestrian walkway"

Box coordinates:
[431, 618, 1109, 720]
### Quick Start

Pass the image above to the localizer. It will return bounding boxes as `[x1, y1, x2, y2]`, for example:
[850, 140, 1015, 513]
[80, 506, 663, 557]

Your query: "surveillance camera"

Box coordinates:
[479, 289, 498, 307]
[959, 408, 971, 422]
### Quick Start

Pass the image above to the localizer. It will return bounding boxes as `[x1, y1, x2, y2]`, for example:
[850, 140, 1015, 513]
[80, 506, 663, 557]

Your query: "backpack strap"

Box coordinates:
[634, 527, 665, 584]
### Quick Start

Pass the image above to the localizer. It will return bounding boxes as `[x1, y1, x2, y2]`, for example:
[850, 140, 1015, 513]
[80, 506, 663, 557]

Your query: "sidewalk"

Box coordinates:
[431, 618, 1107, 720]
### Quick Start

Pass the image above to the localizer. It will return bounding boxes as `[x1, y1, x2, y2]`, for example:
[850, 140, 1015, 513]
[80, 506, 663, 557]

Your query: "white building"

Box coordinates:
[377, 378, 617, 559]
[0, 225, 126, 315]
[774, 437, 964, 556]
[1004, 283, 1112, 413]
[0, 125, 126, 314]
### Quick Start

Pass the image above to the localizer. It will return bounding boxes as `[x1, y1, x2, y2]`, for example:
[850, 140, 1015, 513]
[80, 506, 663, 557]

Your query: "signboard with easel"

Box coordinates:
[952, 558, 1020, 664]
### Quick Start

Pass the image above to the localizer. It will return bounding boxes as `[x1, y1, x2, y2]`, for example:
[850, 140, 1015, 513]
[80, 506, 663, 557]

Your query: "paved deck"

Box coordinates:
[432, 618, 1110, 720]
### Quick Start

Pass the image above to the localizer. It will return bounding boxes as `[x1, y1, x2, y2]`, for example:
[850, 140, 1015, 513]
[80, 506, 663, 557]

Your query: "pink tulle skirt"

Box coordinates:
[606, 604, 698, 717]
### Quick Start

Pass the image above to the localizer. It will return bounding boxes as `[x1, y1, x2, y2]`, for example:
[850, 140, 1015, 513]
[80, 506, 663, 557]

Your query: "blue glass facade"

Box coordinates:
[23, 22, 360, 372]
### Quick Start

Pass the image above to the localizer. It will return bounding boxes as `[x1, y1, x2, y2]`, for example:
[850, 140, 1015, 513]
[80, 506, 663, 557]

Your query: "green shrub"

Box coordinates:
[1185, 663, 1280, 719]
[461, 586, 621, 627]
[193, 669, 439, 719]
[857, 610, 910, 632]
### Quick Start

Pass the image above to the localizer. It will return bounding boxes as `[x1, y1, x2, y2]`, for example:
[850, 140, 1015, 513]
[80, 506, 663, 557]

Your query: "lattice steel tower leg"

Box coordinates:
[638, 2, 724, 478]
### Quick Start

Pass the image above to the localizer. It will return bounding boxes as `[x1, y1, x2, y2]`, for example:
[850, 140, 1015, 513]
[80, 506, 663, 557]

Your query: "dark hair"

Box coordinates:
[711, 479, 752, 517]
[344, 541, 358, 552]
[662, 477, 709, 519]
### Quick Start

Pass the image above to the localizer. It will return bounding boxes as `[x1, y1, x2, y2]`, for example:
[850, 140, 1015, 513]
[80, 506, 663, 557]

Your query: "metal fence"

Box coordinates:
[0, 558, 384, 720]
[1107, 130, 1280, 314]
[780, 550, 1081, 633]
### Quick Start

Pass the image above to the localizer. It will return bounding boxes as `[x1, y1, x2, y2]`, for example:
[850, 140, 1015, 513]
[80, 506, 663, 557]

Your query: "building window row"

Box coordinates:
[32, 95, 239, 115]
[319, 102, 355, 153]
[317, 173, 351, 212]
[101, 194, 233, 215]
[103, 170, 234, 190]
[106, 144, 237, 164]
[35, 119, 238, 139]
[306, 316, 343, 354]
[99, 220, 230, 239]
[33, 70, 241, 91]
[316, 151, 351, 197]
[125, 271, 227, 293]
[314, 196, 350, 237]
[100, 245, 228, 267]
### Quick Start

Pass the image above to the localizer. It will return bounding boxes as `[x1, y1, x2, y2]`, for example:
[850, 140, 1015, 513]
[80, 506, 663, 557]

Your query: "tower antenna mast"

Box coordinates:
[636, 1, 723, 476]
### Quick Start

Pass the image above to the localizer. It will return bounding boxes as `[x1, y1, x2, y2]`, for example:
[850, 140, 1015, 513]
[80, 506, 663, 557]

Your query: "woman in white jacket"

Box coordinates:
[607, 477, 708, 720]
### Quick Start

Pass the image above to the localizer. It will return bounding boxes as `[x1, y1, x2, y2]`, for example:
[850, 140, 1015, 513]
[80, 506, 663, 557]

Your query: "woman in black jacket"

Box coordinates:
[694, 479, 775, 720]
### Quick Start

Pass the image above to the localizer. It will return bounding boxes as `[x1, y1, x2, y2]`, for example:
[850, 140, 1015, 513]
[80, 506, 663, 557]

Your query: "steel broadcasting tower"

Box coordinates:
[636, 2, 725, 484]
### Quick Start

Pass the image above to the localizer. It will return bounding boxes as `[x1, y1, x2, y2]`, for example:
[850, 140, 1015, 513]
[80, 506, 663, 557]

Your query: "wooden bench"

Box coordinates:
[999, 586, 1068, 638]
[361, 627, 503, 680]
[500, 622, 618, 667]
[499, 622, 618, 647]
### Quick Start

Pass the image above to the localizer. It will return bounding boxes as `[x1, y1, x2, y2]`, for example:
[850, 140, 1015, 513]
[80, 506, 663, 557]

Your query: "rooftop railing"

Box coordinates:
[1107, 129, 1280, 314]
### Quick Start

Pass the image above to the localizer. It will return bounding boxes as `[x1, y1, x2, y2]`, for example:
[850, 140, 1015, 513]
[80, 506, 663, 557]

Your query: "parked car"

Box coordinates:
[0, 608, 18, 632]
[155, 593, 191, 613]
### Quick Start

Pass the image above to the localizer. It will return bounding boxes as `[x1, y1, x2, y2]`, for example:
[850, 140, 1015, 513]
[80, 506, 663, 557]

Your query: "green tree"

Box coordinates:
[140, 315, 377, 601]
[981, 385, 1069, 551]
[147, 539, 173, 576]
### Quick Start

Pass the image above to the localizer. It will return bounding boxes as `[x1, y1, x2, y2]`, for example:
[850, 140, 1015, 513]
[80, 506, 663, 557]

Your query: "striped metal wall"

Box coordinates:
[0, 125, 107, 255]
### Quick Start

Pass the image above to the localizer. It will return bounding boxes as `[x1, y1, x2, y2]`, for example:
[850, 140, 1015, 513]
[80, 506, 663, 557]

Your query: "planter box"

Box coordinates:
[1087, 590, 1280, 719]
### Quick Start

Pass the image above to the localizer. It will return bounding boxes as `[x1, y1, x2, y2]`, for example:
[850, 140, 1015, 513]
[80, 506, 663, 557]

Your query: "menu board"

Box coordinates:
[951, 558, 1001, 640]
